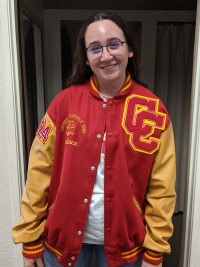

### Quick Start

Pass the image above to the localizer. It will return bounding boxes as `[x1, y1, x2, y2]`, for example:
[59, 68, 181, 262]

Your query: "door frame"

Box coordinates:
[181, 1, 200, 266]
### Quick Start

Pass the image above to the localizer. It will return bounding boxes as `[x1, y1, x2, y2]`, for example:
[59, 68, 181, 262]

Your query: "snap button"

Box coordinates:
[77, 231, 82, 235]
[97, 134, 101, 139]
[68, 263, 72, 266]
[84, 199, 88, 204]
[106, 197, 111, 202]
[106, 227, 111, 232]
[103, 103, 107, 108]
[71, 256, 75, 260]
[107, 165, 111, 170]
[91, 166, 95, 171]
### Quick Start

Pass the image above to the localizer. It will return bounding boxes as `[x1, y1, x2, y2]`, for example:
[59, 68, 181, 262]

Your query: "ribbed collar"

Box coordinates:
[89, 72, 134, 99]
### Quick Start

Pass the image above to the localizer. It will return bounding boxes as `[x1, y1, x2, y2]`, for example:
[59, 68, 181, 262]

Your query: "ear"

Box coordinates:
[128, 50, 134, 58]
[86, 60, 90, 65]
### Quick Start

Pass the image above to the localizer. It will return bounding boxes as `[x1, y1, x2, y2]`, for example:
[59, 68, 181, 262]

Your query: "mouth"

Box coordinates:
[101, 64, 117, 70]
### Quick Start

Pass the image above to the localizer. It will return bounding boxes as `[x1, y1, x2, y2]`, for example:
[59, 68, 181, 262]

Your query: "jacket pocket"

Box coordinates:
[48, 203, 54, 212]
[132, 195, 143, 215]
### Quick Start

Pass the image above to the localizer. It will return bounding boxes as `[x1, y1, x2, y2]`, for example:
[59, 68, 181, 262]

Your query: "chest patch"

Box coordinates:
[61, 114, 86, 147]
[122, 94, 166, 154]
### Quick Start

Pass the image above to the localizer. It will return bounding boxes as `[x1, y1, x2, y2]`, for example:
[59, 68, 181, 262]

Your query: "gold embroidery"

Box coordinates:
[68, 114, 86, 134]
[61, 114, 86, 147]
[65, 138, 78, 146]
[66, 120, 75, 136]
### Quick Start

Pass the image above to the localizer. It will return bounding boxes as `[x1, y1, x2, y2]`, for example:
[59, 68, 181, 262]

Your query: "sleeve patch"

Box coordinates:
[36, 117, 53, 145]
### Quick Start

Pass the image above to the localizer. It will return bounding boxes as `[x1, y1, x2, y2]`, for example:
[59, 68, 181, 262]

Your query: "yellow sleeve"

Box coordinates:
[142, 123, 176, 257]
[12, 113, 56, 244]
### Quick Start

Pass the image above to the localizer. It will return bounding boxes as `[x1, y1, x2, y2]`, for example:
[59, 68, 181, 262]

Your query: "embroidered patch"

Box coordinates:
[61, 114, 86, 146]
[122, 94, 166, 154]
[36, 117, 53, 145]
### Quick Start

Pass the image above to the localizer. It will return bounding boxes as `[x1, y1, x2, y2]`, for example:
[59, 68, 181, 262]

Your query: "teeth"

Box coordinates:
[104, 65, 115, 70]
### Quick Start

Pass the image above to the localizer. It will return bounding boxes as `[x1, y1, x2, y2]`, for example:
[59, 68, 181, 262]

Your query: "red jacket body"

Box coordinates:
[12, 74, 176, 267]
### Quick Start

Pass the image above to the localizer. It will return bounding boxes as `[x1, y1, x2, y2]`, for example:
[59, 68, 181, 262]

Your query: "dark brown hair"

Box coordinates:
[66, 11, 142, 87]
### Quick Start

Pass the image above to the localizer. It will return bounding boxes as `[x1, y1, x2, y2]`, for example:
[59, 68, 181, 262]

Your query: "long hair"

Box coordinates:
[66, 11, 142, 87]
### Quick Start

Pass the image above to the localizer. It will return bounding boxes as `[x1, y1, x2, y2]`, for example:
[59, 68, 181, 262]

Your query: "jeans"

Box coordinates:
[44, 244, 142, 267]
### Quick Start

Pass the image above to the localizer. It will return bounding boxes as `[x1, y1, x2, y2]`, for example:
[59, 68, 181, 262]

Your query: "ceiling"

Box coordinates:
[43, 0, 197, 10]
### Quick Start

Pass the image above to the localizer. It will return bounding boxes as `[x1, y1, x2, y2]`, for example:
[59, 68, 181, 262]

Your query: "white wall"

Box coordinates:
[0, 69, 22, 267]
[0, 0, 24, 266]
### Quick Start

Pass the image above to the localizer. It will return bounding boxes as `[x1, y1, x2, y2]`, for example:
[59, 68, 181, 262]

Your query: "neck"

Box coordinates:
[98, 73, 126, 97]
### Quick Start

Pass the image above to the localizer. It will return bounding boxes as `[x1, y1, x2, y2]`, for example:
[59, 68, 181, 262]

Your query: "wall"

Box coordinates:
[0, 60, 18, 267]
[0, 0, 25, 266]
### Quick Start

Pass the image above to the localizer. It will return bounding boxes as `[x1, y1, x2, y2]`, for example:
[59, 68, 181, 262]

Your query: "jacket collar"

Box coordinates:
[89, 72, 134, 99]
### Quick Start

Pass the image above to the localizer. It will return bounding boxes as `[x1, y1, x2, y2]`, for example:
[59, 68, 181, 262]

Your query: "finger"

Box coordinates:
[35, 257, 44, 267]
[23, 258, 35, 267]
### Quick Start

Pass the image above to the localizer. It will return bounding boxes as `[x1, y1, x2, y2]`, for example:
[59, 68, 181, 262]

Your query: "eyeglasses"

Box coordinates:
[86, 41, 126, 59]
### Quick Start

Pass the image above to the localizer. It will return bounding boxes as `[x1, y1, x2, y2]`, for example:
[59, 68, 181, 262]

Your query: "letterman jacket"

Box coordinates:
[12, 73, 176, 267]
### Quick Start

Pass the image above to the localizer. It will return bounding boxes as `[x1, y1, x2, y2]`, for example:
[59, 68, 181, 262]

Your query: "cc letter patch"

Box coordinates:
[122, 94, 166, 154]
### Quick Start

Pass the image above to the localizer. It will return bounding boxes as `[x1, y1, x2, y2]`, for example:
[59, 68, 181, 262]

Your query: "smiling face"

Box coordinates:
[85, 19, 133, 91]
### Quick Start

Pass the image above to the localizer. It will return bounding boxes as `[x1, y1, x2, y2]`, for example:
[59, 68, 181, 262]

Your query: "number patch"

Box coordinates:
[36, 117, 53, 145]
[122, 94, 166, 154]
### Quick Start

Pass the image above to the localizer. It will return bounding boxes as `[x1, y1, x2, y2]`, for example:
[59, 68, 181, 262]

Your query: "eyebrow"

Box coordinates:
[87, 37, 122, 47]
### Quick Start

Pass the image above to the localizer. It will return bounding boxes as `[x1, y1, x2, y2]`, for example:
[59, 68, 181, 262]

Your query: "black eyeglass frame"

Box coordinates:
[85, 41, 126, 54]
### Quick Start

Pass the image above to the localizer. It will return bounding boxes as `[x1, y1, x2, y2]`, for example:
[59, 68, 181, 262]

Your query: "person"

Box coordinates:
[12, 11, 176, 267]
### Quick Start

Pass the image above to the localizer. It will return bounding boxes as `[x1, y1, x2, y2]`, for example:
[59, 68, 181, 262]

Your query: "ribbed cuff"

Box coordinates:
[23, 239, 44, 259]
[142, 249, 163, 264]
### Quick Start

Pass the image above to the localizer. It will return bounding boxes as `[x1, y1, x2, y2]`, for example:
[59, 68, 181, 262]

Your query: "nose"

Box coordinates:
[100, 46, 113, 60]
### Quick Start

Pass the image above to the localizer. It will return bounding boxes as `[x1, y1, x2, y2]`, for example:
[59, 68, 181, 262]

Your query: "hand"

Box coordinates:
[142, 259, 162, 267]
[23, 256, 44, 267]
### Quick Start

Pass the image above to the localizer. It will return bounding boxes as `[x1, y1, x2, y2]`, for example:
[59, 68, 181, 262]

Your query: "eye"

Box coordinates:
[108, 41, 121, 50]
[90, 45, 102, 54]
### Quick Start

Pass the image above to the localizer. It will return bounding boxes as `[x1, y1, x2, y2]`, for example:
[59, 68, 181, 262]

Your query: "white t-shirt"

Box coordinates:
[83, 133, 106, 244]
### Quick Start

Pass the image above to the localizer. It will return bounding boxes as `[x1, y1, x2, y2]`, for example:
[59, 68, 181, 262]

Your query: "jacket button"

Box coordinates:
[97, 134, 101, 139]
[103, 103, 107, 108]
[106, 197, 111, 202]
[108, 132, 112, 137]
[107, 165, 111, 170]
[77, 231, 82, 235]
[106, 227, 111, 232]
[91, 166, 95, 171]
[84, 199, 88, 204]
[71, 256, 75, 260]
[68, 264, 72, 266]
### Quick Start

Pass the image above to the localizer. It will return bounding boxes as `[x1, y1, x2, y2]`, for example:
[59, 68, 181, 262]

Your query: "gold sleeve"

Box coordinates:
[12, 113, 56, 244]
[142, 123, 176, 253]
